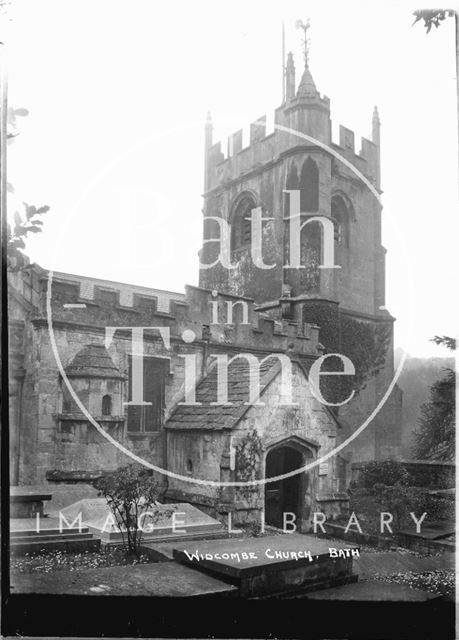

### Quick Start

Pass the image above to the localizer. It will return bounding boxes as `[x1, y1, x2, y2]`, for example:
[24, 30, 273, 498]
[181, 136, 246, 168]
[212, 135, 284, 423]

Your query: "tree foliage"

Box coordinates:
[413, 9, 455, 33]
[94, 464, 172, 556]
[432, 335, 456, 350]
[7, 202, 50, 270]
[6, 106, 50, 271]
[412, 336, 455, 461]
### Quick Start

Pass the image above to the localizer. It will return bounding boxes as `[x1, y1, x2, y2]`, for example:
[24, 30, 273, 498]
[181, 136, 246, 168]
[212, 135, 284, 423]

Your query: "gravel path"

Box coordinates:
[356, 550, 454, 578]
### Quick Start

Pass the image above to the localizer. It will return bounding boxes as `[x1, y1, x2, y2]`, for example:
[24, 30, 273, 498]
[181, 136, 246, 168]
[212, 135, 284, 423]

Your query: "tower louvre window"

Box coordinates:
[231, 195, 256, 251]
[331, 195, 350, 247]
[102, 394, 112, 415]
[300, 157, 319, 212]
[284, 163, 299, 217]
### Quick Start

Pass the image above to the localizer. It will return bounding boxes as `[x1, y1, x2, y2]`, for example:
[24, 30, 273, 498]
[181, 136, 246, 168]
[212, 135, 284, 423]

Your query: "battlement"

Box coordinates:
[209, 113, 276, 168]
[339, 125, 355, 152]
[11, 265, 320, 357]
[331, 123, 379, 170]
[49, 271, 186, 313]
[184, 285, 320, 355]
[206, 104, 379, 192]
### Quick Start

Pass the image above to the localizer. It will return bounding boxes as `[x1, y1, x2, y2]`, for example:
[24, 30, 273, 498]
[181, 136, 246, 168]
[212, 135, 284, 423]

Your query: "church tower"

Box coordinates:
[199, 26, 402, 461]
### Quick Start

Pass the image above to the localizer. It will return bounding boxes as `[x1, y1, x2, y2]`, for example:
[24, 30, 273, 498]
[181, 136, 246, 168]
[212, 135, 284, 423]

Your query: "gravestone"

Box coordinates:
[58, 498, 225, 543]
[10, 486, 52, 518]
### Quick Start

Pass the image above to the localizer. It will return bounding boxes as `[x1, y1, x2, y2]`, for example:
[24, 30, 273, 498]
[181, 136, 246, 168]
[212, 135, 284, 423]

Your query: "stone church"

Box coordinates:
[8, 48, 402, 529]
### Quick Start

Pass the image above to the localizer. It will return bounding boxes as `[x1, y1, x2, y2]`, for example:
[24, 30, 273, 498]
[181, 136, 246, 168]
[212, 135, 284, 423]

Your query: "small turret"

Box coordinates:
[296, 65, 318, 98]
[280, 20, 330, 144]
[204, 111, 213, 191]
[372, 106, 380, 147]
[205, 111, 213, 149]
[285, 52, 296, 101]
[372, 106, 381, 189]
[295, 18, 318, 98]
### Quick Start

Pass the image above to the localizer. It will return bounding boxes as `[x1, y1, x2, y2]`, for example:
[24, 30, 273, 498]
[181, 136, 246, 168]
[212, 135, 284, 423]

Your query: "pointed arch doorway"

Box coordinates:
[264, 441, 315, 530]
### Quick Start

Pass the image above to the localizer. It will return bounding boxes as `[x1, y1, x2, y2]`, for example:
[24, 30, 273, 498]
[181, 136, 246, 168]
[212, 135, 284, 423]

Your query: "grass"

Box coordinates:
[369, 569, 455, 599]
[11, 547, 152, 574]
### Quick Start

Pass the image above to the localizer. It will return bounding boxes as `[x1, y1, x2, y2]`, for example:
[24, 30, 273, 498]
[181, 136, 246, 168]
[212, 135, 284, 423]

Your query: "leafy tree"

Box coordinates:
[413, 336, 455, 461]
[7, 202, 50, 270]
[94, 463, 173, 556]
[6, 107, 50, 271]
[431, 335, 456, 351]
[413, 9, 455, 33]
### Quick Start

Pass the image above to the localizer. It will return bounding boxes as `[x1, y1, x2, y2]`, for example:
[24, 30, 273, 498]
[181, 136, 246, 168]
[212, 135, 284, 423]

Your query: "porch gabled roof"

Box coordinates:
[165, 355, 281, 431]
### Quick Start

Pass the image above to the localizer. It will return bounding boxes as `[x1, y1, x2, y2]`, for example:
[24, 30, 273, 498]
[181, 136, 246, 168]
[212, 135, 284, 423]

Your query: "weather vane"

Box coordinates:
[295, 18, 311, 67]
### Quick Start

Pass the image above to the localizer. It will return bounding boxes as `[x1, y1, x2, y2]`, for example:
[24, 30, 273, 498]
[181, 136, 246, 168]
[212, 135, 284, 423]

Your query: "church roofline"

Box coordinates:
[46, 270, 186, 300]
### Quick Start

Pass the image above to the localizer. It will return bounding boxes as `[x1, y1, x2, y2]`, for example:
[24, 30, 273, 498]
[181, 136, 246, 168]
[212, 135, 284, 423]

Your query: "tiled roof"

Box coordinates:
[166, 356, 281, 431]
[65, 344, 125, 379]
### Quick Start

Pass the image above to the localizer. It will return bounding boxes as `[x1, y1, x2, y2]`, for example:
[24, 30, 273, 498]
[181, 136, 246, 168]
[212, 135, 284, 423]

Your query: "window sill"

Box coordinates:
[127, 431, 162, 438]
[58, 413, 125, 423]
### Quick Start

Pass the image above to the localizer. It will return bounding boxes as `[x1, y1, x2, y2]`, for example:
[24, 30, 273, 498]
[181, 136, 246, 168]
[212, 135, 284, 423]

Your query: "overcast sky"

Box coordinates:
[5, 0, 458, 358]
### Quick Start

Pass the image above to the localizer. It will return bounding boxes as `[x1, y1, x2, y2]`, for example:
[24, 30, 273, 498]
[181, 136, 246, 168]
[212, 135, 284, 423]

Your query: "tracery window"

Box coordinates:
[231, 195, 256, 251]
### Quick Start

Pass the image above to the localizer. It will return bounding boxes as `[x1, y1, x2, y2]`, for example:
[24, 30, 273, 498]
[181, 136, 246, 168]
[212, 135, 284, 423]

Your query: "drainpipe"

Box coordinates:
[14, 367, 25, 485]
[200, 327, 210, 378]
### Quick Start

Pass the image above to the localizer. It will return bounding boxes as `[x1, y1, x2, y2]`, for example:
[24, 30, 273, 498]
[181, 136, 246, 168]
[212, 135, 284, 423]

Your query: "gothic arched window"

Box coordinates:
[286, 163, 299, 191]
[300, 157, 319, 212]
[284, 163, 299, 265]
[284, 163, 299, 215]
[102, 394, 112, 416]
[331, 195, 350, 247]
[231, 195, 256, 252]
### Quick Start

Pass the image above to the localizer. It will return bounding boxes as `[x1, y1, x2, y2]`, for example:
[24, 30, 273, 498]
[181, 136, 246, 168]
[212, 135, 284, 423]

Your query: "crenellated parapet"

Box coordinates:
[205, 105, 380, 195]
[48, 271, 186, 313]
[184, 285, 320, 355]
[11, 265, 321, 357]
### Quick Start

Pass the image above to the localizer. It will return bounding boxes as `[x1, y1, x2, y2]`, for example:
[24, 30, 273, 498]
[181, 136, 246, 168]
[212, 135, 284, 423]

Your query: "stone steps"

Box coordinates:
[10, 519, 101, 555]
[11, 526, 90, 538]
[11, 531, 94, 544]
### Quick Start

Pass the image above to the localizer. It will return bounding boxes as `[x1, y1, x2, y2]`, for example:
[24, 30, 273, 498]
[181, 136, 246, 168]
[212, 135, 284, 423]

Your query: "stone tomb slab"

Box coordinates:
[11, 561, 237, 598]
[58, 498, 224, 543]
[10, 517, 100, 555]
[10, 517, 86, 534]
[399, 520, 455, 540]
[10, 486, 52, 518]
[173, 533, 359, 597]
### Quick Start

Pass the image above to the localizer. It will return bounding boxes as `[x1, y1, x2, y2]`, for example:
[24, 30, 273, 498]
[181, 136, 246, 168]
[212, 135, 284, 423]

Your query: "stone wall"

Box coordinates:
[8, 266, 323, 485]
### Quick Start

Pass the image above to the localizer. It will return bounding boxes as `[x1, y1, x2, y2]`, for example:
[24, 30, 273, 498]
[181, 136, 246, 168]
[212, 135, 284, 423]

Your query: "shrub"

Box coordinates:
[244, 520, 263, 537]
[372, 483, 454, 531]
[358, 460, 410, 491]
[372, 483, 421, 530]
[404, 464, 454, 489]
[94, 464, 173, 556]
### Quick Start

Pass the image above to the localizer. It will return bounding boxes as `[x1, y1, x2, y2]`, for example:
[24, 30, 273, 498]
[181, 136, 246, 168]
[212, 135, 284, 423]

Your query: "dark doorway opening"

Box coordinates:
[264, 446, 304, 529]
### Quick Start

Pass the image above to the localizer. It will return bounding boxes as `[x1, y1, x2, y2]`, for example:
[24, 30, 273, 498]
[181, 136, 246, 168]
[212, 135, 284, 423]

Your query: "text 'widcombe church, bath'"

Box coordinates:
[8, 45, 402, 530]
